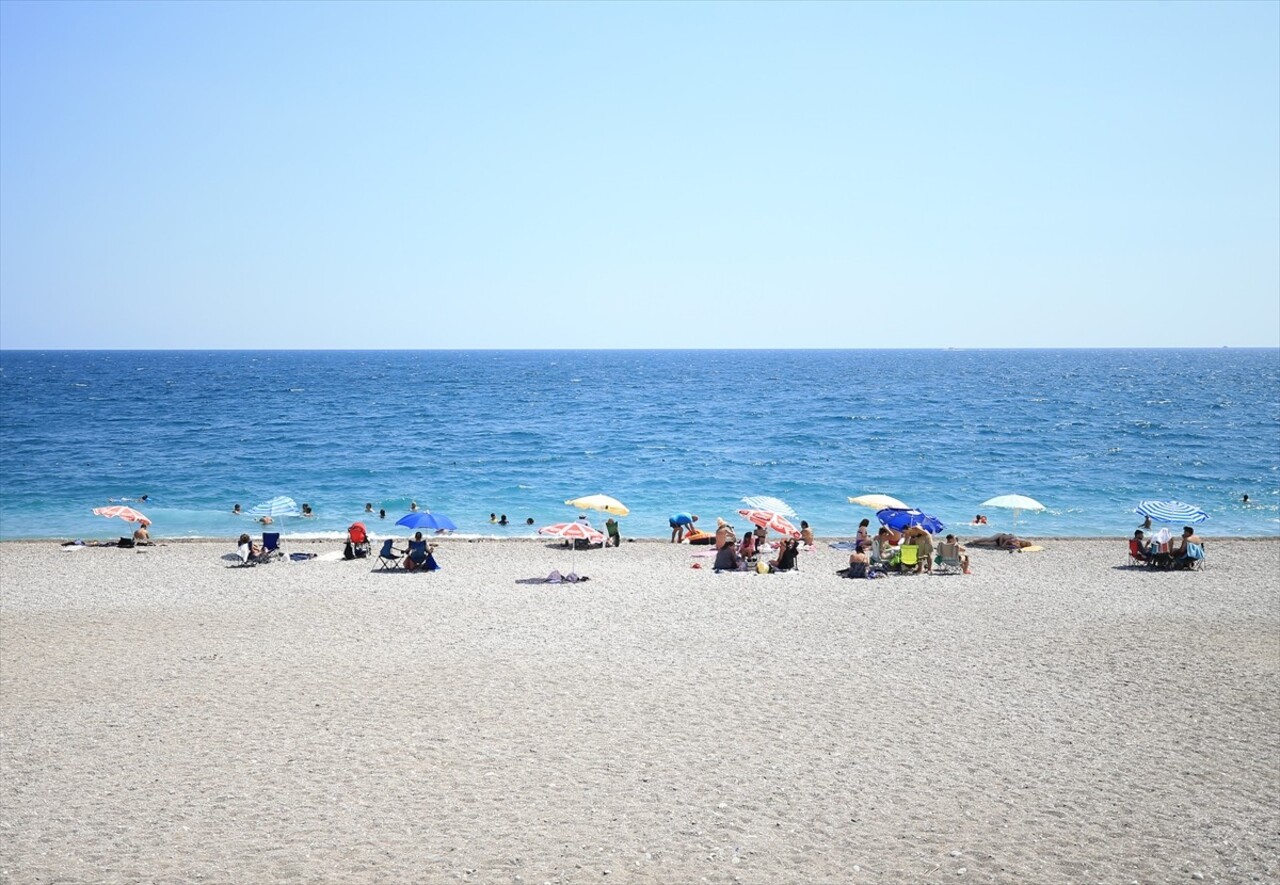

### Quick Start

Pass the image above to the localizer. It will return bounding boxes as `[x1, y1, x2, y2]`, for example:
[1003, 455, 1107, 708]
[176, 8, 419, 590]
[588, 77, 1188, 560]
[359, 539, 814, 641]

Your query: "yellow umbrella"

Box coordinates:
[848, 493, 908, 510]
[565, 494, 630, 517]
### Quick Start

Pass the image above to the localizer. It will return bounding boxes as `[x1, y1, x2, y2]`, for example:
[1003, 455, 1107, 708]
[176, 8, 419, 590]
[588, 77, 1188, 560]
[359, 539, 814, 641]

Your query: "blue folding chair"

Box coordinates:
[376, 538, 402, 570]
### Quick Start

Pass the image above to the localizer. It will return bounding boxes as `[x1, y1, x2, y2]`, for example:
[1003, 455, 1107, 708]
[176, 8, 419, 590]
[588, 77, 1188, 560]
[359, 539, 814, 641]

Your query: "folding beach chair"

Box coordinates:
[260, 532, 284, 563]
[347, 522, 371, 559]
[897, 544, 919, 573]
[934, 543, 963, 575]
[1127, 539, 1152, 567]
[375, 539, 402, 571]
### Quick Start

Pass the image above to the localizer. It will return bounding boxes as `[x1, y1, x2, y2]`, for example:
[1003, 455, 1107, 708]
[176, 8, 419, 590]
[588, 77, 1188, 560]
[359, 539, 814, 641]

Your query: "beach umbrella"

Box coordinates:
[848, 493, 909, 510]
[396, 511, 458, 532]
[1135, 500, 1208, 524]
[247, 496, 300, 521]
[741, 496, 796, 517]
[92, 505, 151, 526]
[539, 521, 605, 573]
[737, 509, 801, 538]
[876, 508, 944, 534]
[981, 494, 1045, 533]
[565, 494, 630, 517]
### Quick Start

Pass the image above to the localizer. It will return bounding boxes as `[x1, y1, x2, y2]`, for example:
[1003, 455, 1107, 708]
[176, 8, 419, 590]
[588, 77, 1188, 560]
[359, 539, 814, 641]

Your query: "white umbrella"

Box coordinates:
[741, 496, 796, 517]
[980, 494, 1045, 533]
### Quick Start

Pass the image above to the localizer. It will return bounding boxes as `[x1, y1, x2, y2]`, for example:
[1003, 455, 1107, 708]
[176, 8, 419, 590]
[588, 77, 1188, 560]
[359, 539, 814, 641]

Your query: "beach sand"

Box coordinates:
[2, 537, 1277, 883]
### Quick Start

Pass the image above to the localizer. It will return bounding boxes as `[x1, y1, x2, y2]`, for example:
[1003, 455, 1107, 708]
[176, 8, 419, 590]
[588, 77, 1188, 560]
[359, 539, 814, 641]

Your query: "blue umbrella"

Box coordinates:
[1135, 500, 1208, 524]
[248, 496, 300, 519]
[396, 511, 458, 532]
[877, 507, 945, 534]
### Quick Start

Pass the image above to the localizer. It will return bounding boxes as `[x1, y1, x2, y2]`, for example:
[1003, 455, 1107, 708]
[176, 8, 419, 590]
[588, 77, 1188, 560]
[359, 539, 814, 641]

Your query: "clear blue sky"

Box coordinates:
[2, 0, 1277, 349]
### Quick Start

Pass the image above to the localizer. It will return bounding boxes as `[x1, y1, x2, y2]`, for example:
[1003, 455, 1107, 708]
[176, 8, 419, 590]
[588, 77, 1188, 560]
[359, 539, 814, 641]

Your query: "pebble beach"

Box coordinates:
[2, 537, 1278, 883]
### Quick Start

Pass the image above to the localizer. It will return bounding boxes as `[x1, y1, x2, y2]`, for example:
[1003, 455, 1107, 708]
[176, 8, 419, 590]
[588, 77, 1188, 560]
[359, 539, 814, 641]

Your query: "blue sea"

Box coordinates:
[0, 350, 1277, 541]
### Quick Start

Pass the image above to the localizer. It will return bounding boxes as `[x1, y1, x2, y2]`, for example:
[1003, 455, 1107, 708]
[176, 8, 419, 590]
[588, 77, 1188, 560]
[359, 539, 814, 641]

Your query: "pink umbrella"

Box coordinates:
[737, 509, 800, 538]
[92, 505, 151, 526]
[538, 522, 605, 543]
[538, 522, 605, 573]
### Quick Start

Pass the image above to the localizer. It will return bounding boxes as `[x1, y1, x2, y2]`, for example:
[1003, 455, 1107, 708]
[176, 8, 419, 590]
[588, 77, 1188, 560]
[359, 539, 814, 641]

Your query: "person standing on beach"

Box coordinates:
[670, 512, 697, 543]
[605, 517, 621, 547]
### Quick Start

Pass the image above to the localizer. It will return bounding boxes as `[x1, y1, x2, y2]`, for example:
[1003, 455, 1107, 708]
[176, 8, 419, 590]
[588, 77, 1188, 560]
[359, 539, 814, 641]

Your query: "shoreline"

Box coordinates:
[4, 538, 1277, 882]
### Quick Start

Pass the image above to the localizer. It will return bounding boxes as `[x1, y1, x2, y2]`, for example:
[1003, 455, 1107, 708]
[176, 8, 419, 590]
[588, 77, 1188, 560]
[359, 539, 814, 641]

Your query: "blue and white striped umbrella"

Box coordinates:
[1135, 500, 1209, 524]
[247, 496, 301, 519]
[742, 496, 796, 517]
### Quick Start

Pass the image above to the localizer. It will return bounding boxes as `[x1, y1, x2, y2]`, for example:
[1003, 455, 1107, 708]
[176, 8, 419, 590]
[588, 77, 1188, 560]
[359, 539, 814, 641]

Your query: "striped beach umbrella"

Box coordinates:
[92, 505, 151, 526]
[738, 509, 801, 538]
[247, 496, 301, 519]
[1135, 500, 1209, 524]
[741, 496, 797, 517]
[539, 521, 606, 572]
[538, 522, 606, 543]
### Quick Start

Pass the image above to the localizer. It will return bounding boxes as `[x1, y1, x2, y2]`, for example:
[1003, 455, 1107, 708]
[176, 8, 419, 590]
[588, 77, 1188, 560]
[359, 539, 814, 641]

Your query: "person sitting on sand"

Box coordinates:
[133, 523, 151, 544]
[800, 520, 815, 546]
[769, 538, 800, 572]
[738, 531, 756, 560]
[404, 532, 439, 571]
[855, 519, 872, 545]
[715, 518, 736, 549]
[669, 512, 698, 543]
[1140, 515, 1152, 530]
[713, 542, 743, 572]
[605, 517, 621, 547]
[848, 540, 871, 569]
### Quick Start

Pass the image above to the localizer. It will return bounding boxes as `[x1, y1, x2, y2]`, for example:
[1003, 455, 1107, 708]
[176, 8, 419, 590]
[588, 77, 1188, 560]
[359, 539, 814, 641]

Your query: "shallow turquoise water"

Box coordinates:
[1, 349, 1276, 540]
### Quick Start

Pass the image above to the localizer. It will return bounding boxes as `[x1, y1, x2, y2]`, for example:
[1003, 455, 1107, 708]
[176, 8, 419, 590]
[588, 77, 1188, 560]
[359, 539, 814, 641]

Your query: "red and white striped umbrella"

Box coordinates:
[92, 505, 151, 526]
[737, 509, 800, 538]
[538, 522, 606, 544]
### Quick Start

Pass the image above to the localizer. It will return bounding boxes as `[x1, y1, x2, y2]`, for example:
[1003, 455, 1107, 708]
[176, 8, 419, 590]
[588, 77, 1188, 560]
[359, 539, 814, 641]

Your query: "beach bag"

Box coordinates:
[756, 560, 769, 574]
[343, 541, 355, 560]
[117, 537, 135, 548]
